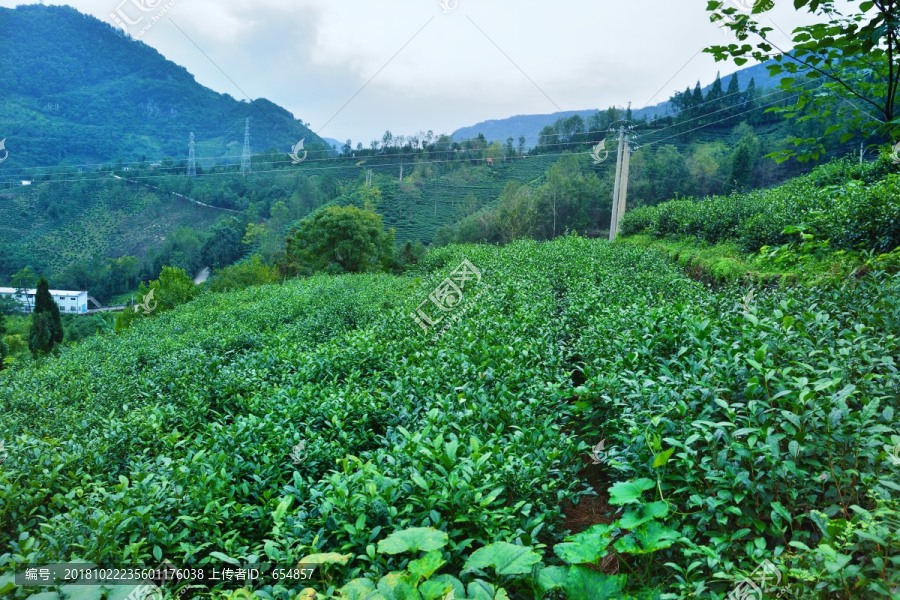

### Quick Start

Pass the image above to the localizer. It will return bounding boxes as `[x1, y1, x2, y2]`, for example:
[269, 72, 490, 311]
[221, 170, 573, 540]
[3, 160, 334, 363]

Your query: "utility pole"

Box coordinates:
[399, 162, 404, 183]
[187, 132, 196, 178]
[240, 118, 251, 176]
[617, 143, 631, 236]
[609, 127, 626, 241]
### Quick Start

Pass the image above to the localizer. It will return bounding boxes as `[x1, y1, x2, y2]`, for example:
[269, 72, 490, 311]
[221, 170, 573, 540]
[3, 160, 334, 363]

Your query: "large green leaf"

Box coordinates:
[377, 572, 421, 600]
[465, 580, 495, 600]
[536, 566, 568, 598]
[564, 567, 625, 600]
[423, 575, 464, 600]
[208, 551, 241, 566]
[300, 552, 353, 566]
[408, 550, 446, 581]
[0, 574, 17, 595]
[617, 501, 669, 529]
[340, 578, 377, 600]
[553, 524, 614, 565]
[59, 586, 105, 600]
[614, 522, 679, 555]
[462, 542, 542, 576]
[377, 528, 450, 555]
[608, 478, 655, 505]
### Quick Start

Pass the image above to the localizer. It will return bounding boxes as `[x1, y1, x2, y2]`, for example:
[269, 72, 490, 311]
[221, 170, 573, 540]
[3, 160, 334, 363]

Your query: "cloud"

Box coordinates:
[1, 0, 853, 144]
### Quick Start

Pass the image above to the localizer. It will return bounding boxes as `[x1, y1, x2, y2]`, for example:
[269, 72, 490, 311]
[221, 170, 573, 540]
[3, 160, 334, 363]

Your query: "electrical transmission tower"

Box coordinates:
[240, 118, 251, 175]
[187, 132, 196, 178]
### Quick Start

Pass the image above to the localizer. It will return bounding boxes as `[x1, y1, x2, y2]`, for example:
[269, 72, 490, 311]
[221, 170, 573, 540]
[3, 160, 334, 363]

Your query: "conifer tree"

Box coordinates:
[0, 311, 7, 370]
[29, 277, 63, 355]
[726, 73, 741, 122]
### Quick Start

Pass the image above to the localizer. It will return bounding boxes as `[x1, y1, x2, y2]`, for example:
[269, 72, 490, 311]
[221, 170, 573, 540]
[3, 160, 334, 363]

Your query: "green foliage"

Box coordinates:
[0, 236, 896, 598]
[281, 206, 395, 276]
[443, 154, 608, 244]
[114, 266, 198, 331]
[330, 482, 672, 600]
[705, 0, 897, 161]
[569, 253, 899, 597]
[0, 314, 7, 371]
[622, 156, 900, 253]
[26, 312, 53, 357]
[0, 5, 331, 169]
[207, 255, 280, 293]
[27, 277, 63, 356]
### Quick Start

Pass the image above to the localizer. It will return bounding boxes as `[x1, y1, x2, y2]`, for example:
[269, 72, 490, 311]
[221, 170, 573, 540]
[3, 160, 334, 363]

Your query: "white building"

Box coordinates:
[0, 287, 89, 315]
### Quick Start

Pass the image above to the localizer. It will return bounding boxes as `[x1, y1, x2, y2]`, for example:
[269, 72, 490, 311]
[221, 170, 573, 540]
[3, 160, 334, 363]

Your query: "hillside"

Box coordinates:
[1, 216, 898, 597]
[0, 5, 330, 173]
[0, 180, 226, 280]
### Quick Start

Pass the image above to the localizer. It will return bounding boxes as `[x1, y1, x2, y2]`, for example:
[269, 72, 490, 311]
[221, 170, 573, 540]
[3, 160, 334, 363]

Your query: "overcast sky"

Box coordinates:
[5, 1, 846, 144]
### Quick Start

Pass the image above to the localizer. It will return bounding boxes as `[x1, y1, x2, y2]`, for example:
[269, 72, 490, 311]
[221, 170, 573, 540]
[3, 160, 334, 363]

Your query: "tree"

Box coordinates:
[208, 255, 279, 293]
[28, 277, 63, 356]
[396, 241, 426, 271]
[706, 72, 724, 113]
[281, 206, 395, 276]
[725, 72, 741, 116]
[706, 0, 899, 160]
[496, 182, 537, 243]
[114, 266, 198, 332]
[11, 267, 37, 312]
[28, 313, 53, 356]
[0, 310, 8, 370]
[355, 185, 383, 211]
[269, 201, 290, 232]
[201, 217, 246, 269]
[534, 155, 604, 239]
[0, 295, 19, 315]
[691, 82, 704, 116]
[729, 124, 761, 191]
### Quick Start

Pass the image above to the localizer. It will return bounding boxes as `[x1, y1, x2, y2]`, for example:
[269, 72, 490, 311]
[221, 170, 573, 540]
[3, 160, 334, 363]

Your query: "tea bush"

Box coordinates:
[622, 156, 900, 253]
[0, 236, 896, 599]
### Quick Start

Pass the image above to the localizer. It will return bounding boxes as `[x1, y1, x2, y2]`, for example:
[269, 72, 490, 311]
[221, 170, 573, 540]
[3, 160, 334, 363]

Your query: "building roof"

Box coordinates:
[0, 287, 87, 296]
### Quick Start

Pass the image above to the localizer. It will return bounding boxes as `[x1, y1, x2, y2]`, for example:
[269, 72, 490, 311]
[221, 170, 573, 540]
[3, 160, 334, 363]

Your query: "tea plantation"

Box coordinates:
[0, 237, 897, 598]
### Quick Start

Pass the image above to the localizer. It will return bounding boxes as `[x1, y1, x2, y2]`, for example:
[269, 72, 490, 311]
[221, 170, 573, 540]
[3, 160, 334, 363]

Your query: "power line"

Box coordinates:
[636, 86, 823, 151]
[2, 77, 805, 179]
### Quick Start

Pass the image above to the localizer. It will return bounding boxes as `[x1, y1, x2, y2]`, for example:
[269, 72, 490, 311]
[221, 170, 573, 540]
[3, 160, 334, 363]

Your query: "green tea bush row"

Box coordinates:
[0, 237, 896, 598]
[622, 157, 900, 253]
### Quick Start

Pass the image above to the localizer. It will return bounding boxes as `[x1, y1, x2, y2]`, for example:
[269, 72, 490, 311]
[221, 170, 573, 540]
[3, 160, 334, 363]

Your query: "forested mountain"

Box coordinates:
[0, 5, 330, 172]
[450, 61, 780, 147]
[0, 4, 868, 310]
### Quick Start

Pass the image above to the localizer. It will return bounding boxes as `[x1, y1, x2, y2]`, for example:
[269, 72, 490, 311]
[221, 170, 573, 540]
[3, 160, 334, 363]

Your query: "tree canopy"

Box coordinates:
[706, 0, 900, 160]
[281, 206, 395, 276]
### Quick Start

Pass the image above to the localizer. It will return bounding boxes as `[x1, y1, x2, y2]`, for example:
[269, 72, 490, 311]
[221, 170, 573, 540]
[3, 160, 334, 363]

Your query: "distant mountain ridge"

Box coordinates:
[0, 4, 330, 173]
[451, 61, 779, 147]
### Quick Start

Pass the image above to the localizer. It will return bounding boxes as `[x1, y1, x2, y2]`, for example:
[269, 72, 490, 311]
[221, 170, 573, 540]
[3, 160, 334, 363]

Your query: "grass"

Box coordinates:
[618, 233, 890, 286]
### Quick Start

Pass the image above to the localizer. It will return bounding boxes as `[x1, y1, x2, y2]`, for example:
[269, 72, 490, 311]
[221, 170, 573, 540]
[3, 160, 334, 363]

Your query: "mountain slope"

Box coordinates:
[0, 5, 330, 173]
